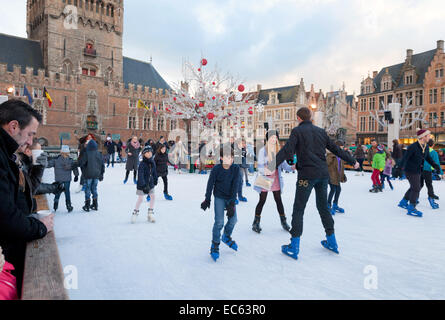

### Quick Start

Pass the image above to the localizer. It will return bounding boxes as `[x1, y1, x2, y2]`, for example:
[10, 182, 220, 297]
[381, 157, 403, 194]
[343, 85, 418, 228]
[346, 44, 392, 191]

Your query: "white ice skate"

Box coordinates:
[147, 208, 156, 223]
[131, 209, 139, 224]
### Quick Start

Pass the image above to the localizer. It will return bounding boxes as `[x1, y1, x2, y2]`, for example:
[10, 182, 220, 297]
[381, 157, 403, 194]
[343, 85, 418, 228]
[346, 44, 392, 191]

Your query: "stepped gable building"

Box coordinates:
[0, 0, 176, 148]
[356, 40, 445, 145]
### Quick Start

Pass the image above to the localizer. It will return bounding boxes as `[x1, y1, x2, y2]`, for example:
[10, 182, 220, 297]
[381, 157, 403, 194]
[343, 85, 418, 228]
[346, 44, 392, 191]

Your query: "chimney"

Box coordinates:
[257, 84, 262, 92]
[437, 40, 444, 53]
[406, 49, 413, 64]
[373, 71, 378, 79]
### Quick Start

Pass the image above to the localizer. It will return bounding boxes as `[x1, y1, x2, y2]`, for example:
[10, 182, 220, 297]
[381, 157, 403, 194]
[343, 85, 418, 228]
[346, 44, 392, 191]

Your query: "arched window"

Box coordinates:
[143, 111, 151, 130]
[87, 90, 98, 115]
[128, 109, 138, 129]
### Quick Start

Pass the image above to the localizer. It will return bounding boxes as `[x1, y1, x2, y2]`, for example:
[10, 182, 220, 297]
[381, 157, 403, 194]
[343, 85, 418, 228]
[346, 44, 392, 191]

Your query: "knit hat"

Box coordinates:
[142, 145, 153, 155]
[417, 129, 431, 139]
[377, 144, 384, 152]
[266, 130, 279, 142]
[61, 145, 70, 153]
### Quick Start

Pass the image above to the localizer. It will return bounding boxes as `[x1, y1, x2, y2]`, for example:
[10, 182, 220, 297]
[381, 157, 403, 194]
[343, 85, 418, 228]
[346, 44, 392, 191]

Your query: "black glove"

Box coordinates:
[143, 186, 151, 194]
[52, 182, 65, 194]
[99, 176, 103, 182]
[226, 201, 236, 218]
[201, 199, 210, 211]
[74, 176, 79, 182]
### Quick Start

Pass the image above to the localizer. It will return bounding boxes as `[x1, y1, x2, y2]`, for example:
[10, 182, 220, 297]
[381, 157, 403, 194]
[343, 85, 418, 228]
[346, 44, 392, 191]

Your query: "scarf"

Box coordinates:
[131, 140, 140, 150]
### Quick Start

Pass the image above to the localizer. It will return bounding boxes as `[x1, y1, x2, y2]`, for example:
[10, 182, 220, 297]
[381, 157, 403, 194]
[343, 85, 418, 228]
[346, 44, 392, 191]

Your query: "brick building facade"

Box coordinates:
[0, 0, 176, 149]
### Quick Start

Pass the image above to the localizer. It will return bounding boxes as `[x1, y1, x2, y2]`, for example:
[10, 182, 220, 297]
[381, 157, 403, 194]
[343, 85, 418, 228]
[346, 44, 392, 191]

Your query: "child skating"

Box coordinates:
[201, 144, 240, 262]
[369, 145, 386, 193]
[132, 146, 158, 223]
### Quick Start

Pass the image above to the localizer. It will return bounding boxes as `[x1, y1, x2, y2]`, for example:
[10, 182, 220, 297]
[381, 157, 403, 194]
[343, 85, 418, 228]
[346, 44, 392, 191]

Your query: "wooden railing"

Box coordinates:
[345, 161, 445, 172]
[21, 195, 69, 300]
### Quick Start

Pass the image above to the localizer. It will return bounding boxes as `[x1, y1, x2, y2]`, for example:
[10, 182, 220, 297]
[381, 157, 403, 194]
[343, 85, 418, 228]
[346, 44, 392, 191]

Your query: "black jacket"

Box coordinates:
[0, 128, 47, 262]
[276, 121, 357, 179]
[79, 140, 105, 180]
[400, 141, 440, 174]
[154, 152, 171, 177]
[104, 140, 116, 154]
[392, 143, 403, 160]
[137, 157, 158, 191]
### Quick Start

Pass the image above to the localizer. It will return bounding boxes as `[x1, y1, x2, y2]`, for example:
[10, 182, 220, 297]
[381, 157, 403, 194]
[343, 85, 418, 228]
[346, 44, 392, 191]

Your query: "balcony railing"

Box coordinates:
[83, 48, 97, 57]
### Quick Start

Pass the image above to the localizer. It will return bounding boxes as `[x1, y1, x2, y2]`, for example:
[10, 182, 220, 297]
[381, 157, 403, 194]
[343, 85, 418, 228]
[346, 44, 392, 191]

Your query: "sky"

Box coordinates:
[0, 0, 444, 95]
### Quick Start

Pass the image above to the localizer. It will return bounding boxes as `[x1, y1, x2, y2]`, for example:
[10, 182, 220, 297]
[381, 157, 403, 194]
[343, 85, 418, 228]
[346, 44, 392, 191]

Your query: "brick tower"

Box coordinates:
[26, 0, 124, 82]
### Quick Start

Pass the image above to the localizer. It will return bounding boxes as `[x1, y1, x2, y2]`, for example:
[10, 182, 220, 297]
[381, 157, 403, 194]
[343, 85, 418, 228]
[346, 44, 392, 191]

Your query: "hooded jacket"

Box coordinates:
[79, 140, 105, 180]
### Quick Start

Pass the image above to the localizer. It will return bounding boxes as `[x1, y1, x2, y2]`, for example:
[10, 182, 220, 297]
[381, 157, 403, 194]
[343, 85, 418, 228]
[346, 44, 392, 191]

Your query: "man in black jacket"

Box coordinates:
[0, 99, 54, 296]
[274, 107, 358, 260]
[398, 129, 441, 217]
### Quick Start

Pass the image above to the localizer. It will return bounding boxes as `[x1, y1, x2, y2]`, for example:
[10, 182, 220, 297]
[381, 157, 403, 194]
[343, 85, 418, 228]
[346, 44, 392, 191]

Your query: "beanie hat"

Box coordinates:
[61, 145, 70, 153]
[377, 144, 384, 152]
[417, 129, 431, 139]
[142, 145, 153, 155]
[266, 130, 279, 142]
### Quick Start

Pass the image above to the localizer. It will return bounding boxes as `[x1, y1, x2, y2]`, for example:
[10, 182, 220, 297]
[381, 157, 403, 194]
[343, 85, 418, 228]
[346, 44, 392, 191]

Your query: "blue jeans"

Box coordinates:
[54, 181, 71, 203]
[290, 178, 334, 238]
[327, 184, 341, 206]
[106, 153, 115, 167]
[237, 170, 244, 198]
[248, 164, 254, 173]
[212, 197, 237, 243]
[84, 179, 99, 200]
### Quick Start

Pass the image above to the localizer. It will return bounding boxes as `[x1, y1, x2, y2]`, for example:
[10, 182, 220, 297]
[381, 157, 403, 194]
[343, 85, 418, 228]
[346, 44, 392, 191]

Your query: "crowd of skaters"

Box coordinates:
[1, 99, 444, 298]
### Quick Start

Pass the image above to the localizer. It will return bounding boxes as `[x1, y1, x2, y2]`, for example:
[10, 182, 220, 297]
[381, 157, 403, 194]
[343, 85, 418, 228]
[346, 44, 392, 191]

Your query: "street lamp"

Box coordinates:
[310, 104, 317, 110]
[7, 87, 14, 94]
[433, 113, 438, 143]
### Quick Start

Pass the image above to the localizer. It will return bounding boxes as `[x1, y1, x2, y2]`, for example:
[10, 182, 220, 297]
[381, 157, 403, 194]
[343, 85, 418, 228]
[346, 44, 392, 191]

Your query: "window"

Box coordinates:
[387, 94, 393, 104]
[284, 109, 290, 120]
[415, 90, 423, 106]
[405, 75, 413, 85]
[379, 96, 384, 110]
[441, 88, 445, 103]
[33, 88, 42, 98]
[14, 85, 24, 97]
[378, 116, 384, 132]
[128, 116, 136, 129]
[441, 112, 445, 127]
[170, 119, 177, 131]
[143, 116, 151, 130]
[360, 117, 366, 132]
[368, 117, 375, 132]
[90, 69, 96, 77]
[360, 99, 366, 112]
[275, 110, 281, 120]
[157, 118, 164, 131]
[430, 89, 438, 104]
[435, 68, 444, 78]
[369, 97, 375, 110]
[113, 103, 116, 116]
[406, 91, 413, 105]
[284, 123, 290, 135]
[64, 96, 68, 111]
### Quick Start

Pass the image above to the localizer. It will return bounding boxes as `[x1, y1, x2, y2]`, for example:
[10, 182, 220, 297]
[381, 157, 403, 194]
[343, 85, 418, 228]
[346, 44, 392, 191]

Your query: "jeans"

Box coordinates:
[381, 174, 393, 189]
[54, 181, 71, 203]
[248, 164, 255, 173]
[403, 173, 421, 205]
[420, 171, 435, 198]
[84, 179, 99, 200]
[212, 197, 237, 243]
[241, 167, 249, 183]
[237, 169, 244, 198]
[290, 178, 334, 238]
[161, 175, 168, 194]
[106, 153, 115, 167]
[327, 184, 341, 206]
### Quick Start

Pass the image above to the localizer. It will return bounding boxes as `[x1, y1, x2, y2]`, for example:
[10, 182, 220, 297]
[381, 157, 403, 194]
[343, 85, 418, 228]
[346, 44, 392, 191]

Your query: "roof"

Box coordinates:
[346, 95, 355, 105]
[0, 33, 44, 75]
[363, 49, 437, 95]
[257, 85, 300, 104]
[123, 57, 171, 90]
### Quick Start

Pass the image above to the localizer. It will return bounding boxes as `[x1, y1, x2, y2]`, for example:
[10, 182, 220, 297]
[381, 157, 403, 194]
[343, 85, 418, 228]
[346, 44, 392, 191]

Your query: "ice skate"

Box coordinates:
[147, 208, 156, 223]
[131, 209, 139, 224]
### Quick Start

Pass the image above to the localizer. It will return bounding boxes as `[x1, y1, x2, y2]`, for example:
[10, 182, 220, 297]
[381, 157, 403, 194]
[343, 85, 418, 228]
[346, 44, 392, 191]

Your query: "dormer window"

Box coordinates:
[269, 91, 278, 105]
[405, 74, 413, 85]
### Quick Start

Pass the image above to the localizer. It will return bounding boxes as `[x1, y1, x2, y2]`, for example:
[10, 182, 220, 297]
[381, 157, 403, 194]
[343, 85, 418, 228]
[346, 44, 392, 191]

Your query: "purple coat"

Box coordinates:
[383, 159, 393, 176]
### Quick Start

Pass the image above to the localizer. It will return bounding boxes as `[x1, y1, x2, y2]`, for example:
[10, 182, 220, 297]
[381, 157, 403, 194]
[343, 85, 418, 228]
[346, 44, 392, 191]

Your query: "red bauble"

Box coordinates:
[173, 97, 177, 101]
[212, 96, 216, 100]
[248, 111, 253, 115]
[212, 82, 216, 85]
[198, 68, 201, 72]
[207, 113, 215, 120]
[201, 59, 208, 66]
[238, 84, 245, 92]
[199, 102, 204, 107]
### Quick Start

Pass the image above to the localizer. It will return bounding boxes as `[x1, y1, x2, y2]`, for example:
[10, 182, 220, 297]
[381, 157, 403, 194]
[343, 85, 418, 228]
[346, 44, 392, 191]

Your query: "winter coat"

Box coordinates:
[125, 143, 141, 171]
[171, 141, 187, 164]
[205, 164, 240, 202]
[0, 128, 47, 268]
[18, 153, 45, 196]
[79, 140, 105, 180]
[383, 158, 393, 176]
[327, 152, 346, 186]
[372, 152, 386, 171]
[154, 152, 171, 177]
[137, 157, 158, 192]
[392, 143, 403, 160]
[275, 120, 357, 180]
[354, 146, 365, 159]
[423, 148, 443, 174]
[155, 141, 169, 153]
[104, 140, 116, 154]
[254, 147, 292, 193]
[47, 155, 79, 182]
[400, 141, 440, 174]
[0, 261, 17, 300]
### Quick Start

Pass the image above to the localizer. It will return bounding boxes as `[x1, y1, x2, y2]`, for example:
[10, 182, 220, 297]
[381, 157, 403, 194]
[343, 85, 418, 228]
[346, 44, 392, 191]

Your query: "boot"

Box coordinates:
[321, 234, 339, 254]
[432, 195, 439, 200]
[428, 197, 439, 210]
[332, 203, 345, 214]
[221, 234, 238, 251]
[131, 209, 139, 224]
[147, 208, 155, 223]
[369, 185, 379, 193]
[91, 198, 98, 211]
[378, 184, 383, 192]
[66, 201, 73, 213]
[252, 216, 262, 233]
[210, 241, 220, 262]
[53, 200, 59, 212]
[407, 204, 423, 217]
[82, 199, 90, 212]
[282, 237, 300, 260]
[280, 215, 291, 232]
[398, 198, 409, 209]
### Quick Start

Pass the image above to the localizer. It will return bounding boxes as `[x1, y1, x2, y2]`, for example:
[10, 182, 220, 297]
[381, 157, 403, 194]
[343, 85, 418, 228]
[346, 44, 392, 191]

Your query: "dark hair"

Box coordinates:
[157, 144, 167, 154]
[219, 143, 234, 158]
[393, 139, 399, 145]
[371, 139, 377, 143]
[296, 107, 312, 121]
[0, 99, 42, 128]
[335, 140, 344, 147]
[427, 139, 435, 147]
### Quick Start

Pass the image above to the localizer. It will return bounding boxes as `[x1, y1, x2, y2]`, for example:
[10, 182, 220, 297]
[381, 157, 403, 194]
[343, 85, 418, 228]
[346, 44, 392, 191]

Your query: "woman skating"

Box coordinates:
[124, 136, 142, 184]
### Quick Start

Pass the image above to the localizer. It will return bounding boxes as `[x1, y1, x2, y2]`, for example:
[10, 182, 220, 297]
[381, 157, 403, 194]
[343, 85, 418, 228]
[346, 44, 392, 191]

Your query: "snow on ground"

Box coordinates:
[43, 164, 445, 300]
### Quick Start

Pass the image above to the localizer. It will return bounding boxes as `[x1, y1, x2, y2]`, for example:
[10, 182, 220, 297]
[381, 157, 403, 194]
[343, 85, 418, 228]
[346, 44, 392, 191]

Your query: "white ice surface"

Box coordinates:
[43, 164, 445, 299]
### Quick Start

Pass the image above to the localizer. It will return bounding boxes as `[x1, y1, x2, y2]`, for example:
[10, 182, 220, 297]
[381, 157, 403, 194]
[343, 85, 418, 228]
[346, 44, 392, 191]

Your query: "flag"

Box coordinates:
[23, 85, 33, 105]
[43, 87, 53, 107]
[137, 99, 149, 110]
[153, 105, 158, 115]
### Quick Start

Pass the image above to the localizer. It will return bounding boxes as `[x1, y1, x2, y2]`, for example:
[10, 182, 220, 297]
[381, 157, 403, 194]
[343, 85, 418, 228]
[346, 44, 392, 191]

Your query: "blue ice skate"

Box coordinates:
[221, 234, 238, 251]
[282, 237, 300, 260]
[398, 198, 409, 209]
[234, 199, 239, 205]
[123, 179, 128, 184]
[146, 195, 151, 202]
[406, 204, 423, 217]
[332, 203, 345, 214]
[133, 178, 137, 184]
[246, 182, 251, 187]
[321, 234, 339, 254]
[164, 192, 173, 201]
[428, 197, 439, 209]
[238, 196, 247, 202]
[210, 242, 220, 262]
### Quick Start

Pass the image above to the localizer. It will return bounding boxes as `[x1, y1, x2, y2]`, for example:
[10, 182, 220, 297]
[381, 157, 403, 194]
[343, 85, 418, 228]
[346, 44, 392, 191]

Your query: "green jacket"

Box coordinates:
[372, 152, 386, 171]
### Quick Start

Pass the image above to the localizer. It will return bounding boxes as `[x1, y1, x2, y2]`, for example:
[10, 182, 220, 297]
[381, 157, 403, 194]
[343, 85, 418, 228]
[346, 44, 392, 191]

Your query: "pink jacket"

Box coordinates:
[0, 261, 18, 300]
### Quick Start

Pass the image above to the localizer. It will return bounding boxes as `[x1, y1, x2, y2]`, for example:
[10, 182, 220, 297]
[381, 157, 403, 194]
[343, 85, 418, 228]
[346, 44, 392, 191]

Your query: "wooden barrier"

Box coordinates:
[21, 194, 69, 300]
[345, 161, 445, 173]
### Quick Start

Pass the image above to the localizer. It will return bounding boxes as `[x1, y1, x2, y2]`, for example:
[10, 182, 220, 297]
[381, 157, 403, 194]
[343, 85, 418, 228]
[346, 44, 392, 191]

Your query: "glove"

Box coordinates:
[99, 176, 103, 182]
[52, 182, 65, 195]
[226, 201, 236, 218]
[35, 152, 48, 167]
[143, 186, 151, 194]
[201, 199, 210, 211]
[74, 176, 79, 182]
